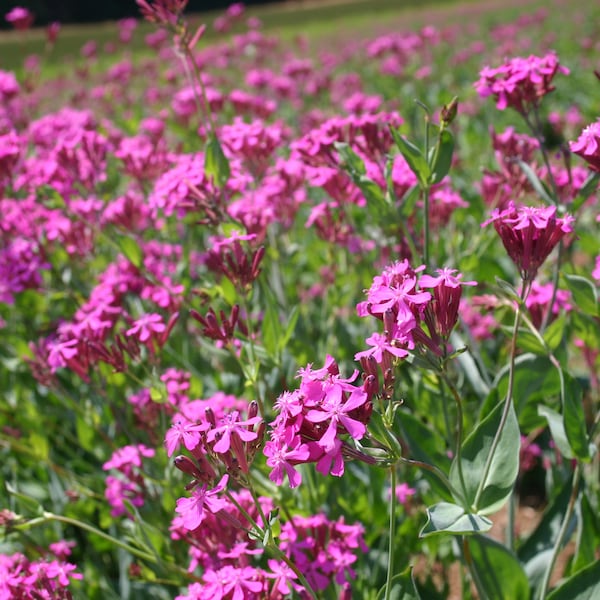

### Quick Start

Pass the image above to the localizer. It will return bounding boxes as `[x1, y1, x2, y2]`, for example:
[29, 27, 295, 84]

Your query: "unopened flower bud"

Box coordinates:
[441, 96, 459, 126]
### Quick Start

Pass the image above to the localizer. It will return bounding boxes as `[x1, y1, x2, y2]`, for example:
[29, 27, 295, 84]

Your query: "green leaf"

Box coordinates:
[396, 411, 453, 501]
[563, 274, 598, 317]
[390, 127, 430, 188]
[399, 184, 421, 218]
[518, 479, 573, 595]
[204, 133, 230, 188]
[117, 236, 143, 268]
[335, 142, 387, 209]
[76, 416, 96, 452]
[487, 353, 561, 429]
[377, 566, 422, 600]
[420, 502, 492, 537]
[517, 159, 554, 204]
[278, 305, 299, 353]
[547, 559, 600, 600]
[335, 141, 366, 175]
[261, 300, 280, 358]
[5, 482, 44, 516]
[429, 129, 454, 184]
[543, 312, 567, 352]
[468, 535, 530, 600]
[562, 373, 591, 461]
[517, 327, 547, 355]
[450, 399, 519, 514]
[538, 405, 574, 459]
[572, 492, 600, 574]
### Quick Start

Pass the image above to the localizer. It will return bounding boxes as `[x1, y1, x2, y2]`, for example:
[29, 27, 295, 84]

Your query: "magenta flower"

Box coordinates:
[125, 313, 166, 343]
[475, 53, 568, 114]
[205, 410, 261, 454]
[305, 387, 368, 451]
[570, 120, 600, 172]
[482, 202, 574, 282]
[394, 482, 417, 505]
[174, 474, 229, 530]
[420, 268, 477, 338]
[165, 419, 207, 456]
[5, 6, 34, 30]
[264, 430, 310, 488]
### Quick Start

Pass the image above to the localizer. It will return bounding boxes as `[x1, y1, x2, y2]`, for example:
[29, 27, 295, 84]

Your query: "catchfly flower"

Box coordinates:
[570, 120, 600, 172]
[482, 202, 574, 282]
[475, 53, 568, 114]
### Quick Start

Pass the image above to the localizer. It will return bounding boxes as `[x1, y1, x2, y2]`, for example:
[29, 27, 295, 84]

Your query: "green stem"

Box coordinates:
[19, 513, 152, 565]
[225, 490, 318, 599]
[399, 456, 458, 498]
[462, 537, 487, 600]
[385, 467, 397, 600]
[423, 186, 431, 266]
[537, 462, 581, 600]
[441, 375, 468, 503]
[507, 489, 515, 551]
[473, 283, 529, 509]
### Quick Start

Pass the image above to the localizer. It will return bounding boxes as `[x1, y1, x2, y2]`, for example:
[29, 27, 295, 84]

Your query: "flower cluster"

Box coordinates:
[264, 355, 375, 488]
[0, 551, 82, 598]
[102, 444, 155, 517]
[482, 202, 574, 282]
[475, 53, 569, 113]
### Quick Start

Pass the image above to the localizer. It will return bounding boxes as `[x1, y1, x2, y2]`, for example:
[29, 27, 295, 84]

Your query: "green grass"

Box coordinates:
[0, 0, 477, 72]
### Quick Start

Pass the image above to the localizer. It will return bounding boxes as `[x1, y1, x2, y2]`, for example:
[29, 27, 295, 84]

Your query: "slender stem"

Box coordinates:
[462, 537, 487, 600]
[385, 467, 397, 600]
[423, 186, 431, 267]
[224, 490, 318, 599]
[441, 374, 467, 503]
[18, 512, 199, 575]
[399, 456, 459, 498]
[473, 283, 528, 509]
[506, 490, 515, 551]
[539, 240, 564, 333]
[537, 463, 581, 600]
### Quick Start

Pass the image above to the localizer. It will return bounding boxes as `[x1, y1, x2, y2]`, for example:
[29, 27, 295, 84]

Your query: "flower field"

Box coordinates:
[1, 0, 600, 598]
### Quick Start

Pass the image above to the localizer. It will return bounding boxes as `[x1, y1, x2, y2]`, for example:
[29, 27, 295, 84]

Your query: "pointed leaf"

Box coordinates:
[118, 236, 143, 268]
[468, 535, 530, 600]
[562, 373, 591, 461]
[390, 127, 430, 188]
[547, 559, 600, 600]
[450, 399, 519, 514]
[538, 405, 574, 459]
[563, 274, 598, 317]
[420, 502, 492, 537]
[429, 129, 454, 184]
[573, 492, 600, 574]
[517, 159, 554, 204]
[377, 566, 422, 600]
[204, 133, 230, 188]
[543, 312, 567, 351]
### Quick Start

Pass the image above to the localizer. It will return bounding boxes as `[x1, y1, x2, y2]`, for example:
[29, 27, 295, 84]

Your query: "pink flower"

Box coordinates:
[165, 419, 207, 456]
[420, 268, 477, 338]
[175, 474, 229, 530]
[482, 202, 574, 282]
[125, 313, 166, 343]
[394, 482, 417, 505]
[264, 430, 310, 488]
[5, 6, 34, 30]
[475, 53, 568, 114]
[570, 120, 600, 172]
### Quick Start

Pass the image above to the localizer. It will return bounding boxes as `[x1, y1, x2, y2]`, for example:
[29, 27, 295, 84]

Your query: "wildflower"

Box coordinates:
[420, 268, 477, 339]
[5, 6, 34, 30]
[475, 53, 568, 114]
[570, 120, 600, 172]
[175, 474, 229, 530]
[482, 202, 574, 282]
